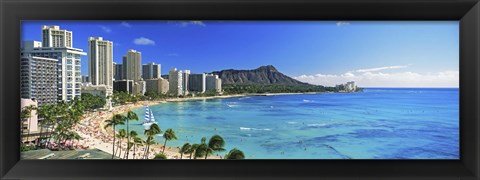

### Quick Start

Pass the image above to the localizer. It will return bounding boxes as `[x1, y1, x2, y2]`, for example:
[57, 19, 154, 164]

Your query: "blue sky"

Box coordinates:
[21, 21, 459, 87]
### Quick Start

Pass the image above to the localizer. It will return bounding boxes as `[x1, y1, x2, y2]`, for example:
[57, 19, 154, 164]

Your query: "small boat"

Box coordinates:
[142, 105, 158, 130]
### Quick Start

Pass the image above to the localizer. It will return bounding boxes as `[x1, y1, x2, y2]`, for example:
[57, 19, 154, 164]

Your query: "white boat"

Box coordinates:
[142, 105, 157, 130]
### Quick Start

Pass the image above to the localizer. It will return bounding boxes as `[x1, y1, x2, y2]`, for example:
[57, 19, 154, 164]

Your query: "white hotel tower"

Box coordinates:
[88, 37, 113, 88]
[42, 25, 73, 48]
[21, 25, 86, 102]
[168, 68, 183, 97]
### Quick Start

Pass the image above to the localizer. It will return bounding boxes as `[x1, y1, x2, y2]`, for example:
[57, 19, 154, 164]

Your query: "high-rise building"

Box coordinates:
[81, 75, 89, 83]
[132, 81, 146, 95]
[145, 78, 169, 94]
[113, 80, 134, 94]
[215, 78, 222, 93]
[112, 62, 116, 79]
[20, 54, 58, 106]
[206, 74, 222, 93]
[42, 25, 73, 48]
[168, 68, 183, 97]
[182, 70, 190, 95]
[88, 37, 113, 88]
[114, 63, 124, 80]
[142, 62, 161, 80]
[188, 73, 206, 93]
[22, 36, 86, 102]
[123, 49, 142, 82]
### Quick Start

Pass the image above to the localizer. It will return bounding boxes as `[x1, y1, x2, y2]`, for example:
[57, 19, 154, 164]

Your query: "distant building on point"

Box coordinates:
[336, 81, 357, 92]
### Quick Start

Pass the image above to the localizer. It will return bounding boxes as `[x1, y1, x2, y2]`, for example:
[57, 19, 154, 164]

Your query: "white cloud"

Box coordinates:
[99, 26, 112, 33]
[355, 65, 409, 73]
[171, 21, 206, 27]
[133, 37, 155, 45]
[336, 21, 350, 27]
[120, 21, 132, 28]
[294, 68, 459, 88]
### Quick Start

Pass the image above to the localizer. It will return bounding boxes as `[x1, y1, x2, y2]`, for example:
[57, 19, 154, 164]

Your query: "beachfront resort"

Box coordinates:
[20, 25, 244, 160]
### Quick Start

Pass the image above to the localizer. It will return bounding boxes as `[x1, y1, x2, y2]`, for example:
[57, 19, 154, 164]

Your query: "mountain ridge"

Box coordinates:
[212, 65, 309, 85]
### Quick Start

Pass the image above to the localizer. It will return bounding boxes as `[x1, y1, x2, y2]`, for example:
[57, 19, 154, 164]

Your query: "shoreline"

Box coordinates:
[75, 92, 326, 159]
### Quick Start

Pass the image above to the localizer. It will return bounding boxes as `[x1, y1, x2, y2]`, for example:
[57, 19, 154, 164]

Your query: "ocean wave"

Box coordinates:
[226, 104, 239, 108]
[407, 91, 423, 94]
[303, 99, 314, 102]
[287, 121, 298, 124]
[307, 123, 328, 127]
[239, 127, 272, 131]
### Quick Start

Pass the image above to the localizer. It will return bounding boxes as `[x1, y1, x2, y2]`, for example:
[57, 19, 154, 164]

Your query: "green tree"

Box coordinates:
[193, 137, 208, 159]
[116, 129, 127, 158]
[125, 130, 138, 159]
[36, 104, 55, 147]
[133, 136, 144, 159]
[205, 135, 226, 159]
[162, 128, 177, 153]
[186, 144, 199, 159]
[225, 148, 245, 159]
[143, 123, 161, 159]
[179, 143, 191, 159]
[153, 153, 167, 160]
[125, 111, 139, 159]
[104, 114, 126, 159]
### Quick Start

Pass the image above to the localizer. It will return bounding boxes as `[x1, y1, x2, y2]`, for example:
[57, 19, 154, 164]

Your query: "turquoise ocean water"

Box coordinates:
[117, 88, 459, 159]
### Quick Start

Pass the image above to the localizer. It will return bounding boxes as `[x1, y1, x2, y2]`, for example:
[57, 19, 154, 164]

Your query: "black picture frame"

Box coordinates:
[1, 0, 479, 179]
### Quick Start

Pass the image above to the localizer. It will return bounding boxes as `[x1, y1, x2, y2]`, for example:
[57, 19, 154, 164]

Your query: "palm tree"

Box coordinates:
[193, 137, 208, 159]
[194, 144, 208, 159]
[162, 128, 177, 153]
[125, 130, 138, 159]
[104, 114, 126, 159]
[125, 111, 139, 159]
[143, 124, 161, 159]
[143, 136, 157, 159]
[116, 129, 127, 158]
[133, 136, 144, 159]
[179, 143, 191, 159]
[187, 144, 199, 159]
[225, 148, 245, 159]
[205, 135, 226, 159]
[36, 104, 55, 147]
